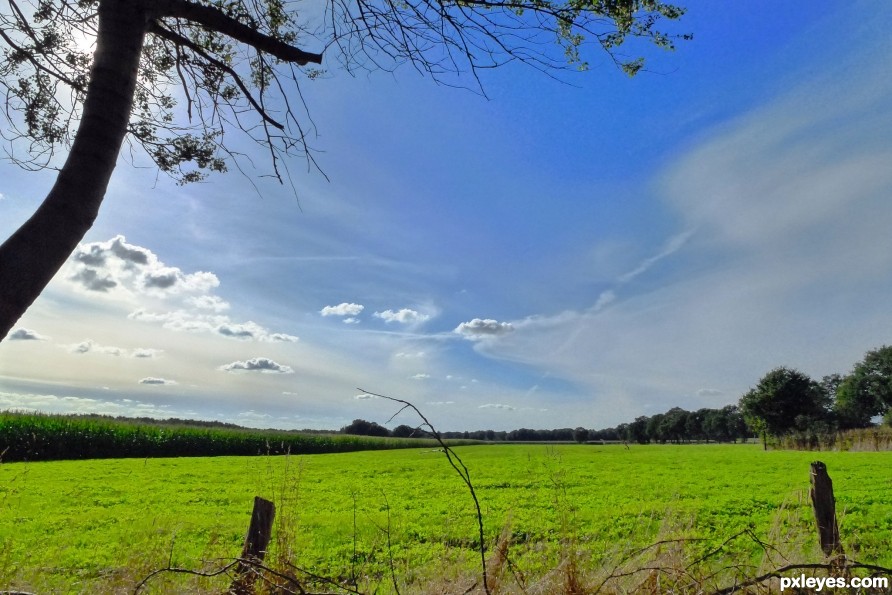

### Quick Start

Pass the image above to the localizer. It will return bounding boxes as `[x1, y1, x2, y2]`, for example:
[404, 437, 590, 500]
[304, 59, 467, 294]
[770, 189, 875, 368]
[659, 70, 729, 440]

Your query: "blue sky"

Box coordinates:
[2, 1, 891, 431]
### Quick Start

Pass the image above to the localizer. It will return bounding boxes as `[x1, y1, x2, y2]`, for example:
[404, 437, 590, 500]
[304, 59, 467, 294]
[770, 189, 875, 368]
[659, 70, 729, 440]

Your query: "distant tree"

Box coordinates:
[508, 428, 540, 441]
[341, 419, 390, 437]
[835, 346, 892, 428]
[722, 405, 748, 443]
[686, 409, 707, 442]
[660, 407, 689, 443]
[739, 367, 830, 447]
[701, 408, 724, 442]
[573, 427, 589, 443]
[614, 423, 630, 443]
[646, 413, 665, 444]
[0, 0, 690, 340]
[391, 424, 418, 438]
[629, 415, 650, 444]
[553, 428, 574, 441]
[822, 374, 843, 401]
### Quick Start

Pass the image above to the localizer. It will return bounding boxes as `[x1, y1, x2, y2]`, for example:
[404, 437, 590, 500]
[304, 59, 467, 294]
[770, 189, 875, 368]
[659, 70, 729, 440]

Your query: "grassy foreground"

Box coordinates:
[1, 444, 891, 593]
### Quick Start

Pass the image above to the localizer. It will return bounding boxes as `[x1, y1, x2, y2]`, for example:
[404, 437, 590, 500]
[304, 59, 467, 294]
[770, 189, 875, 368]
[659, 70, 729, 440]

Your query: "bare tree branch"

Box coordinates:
[361, 388, 493, 595]
[148, 20, 284, 129]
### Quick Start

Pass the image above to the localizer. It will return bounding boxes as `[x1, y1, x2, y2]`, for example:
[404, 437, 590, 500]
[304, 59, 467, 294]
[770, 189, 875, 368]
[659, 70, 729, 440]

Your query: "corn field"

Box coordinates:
[0, 412, 458, 462]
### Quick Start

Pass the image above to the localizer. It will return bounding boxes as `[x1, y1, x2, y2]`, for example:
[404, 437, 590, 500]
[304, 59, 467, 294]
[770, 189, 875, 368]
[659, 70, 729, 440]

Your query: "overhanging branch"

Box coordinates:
[147, 20, 285, 130]
[154, 0, 323, 66]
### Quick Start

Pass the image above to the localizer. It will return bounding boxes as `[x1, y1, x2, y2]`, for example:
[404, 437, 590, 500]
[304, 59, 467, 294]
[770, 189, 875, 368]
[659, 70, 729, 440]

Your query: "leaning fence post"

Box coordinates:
[809, 461, 844, 559]
[230, 496, 276, 595]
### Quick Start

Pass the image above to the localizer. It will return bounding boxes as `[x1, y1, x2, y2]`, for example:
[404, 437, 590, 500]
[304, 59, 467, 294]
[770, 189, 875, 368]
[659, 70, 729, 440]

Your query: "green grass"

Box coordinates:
[2, 444, 891, 593]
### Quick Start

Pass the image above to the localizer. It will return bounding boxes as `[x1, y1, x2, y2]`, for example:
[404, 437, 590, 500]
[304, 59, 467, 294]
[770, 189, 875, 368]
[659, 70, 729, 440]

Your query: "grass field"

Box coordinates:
[2, 444, 891, 593]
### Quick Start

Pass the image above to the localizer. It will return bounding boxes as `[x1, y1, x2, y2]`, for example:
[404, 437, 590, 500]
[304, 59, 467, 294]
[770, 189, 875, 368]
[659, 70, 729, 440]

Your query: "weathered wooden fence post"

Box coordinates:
[809, 461, 844, 559]
[229, 496, 276, 595]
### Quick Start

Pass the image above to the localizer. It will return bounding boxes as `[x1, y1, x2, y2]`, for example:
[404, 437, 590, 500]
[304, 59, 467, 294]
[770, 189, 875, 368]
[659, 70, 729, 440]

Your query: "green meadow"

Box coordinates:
[2, 444, 891, 593]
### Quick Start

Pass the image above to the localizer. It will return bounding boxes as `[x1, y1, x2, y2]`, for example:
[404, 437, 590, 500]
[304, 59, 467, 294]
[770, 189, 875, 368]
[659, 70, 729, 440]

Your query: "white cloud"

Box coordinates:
[454, 318, 514, 340]
[68, 339, 123, 356]
[354, 393, 378, 400]
[68, 235, 219, 298]
[139, 377, 177, 385]
[428, 401, 455, 406]
[187, 295, 230, 312]
[320, 303, 364, 317]
[219, 357, 294, 374]
[410, 373, 430, 380]
[266, 332, 300, 342]
[479, 403, 515, 411]
[7, 328, 48, 341]
[61, 237, 297, 344]
[65, 340, 162, 358]
[374, 308, 430, 325]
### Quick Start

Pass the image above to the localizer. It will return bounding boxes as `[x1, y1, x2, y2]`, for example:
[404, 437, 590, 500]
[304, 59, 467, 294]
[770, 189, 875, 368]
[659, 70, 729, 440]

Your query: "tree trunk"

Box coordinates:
[0, 0, 148, 341]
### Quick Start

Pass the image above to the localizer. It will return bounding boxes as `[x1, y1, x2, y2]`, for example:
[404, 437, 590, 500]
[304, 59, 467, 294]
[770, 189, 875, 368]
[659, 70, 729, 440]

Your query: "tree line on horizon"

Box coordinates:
[341, 404, 749, 444]
[343, 346, 892, 445]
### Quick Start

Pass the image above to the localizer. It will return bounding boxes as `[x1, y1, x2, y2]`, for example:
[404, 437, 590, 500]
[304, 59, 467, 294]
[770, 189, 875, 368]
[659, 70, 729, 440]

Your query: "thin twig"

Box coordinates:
[360, 388, 492, 595]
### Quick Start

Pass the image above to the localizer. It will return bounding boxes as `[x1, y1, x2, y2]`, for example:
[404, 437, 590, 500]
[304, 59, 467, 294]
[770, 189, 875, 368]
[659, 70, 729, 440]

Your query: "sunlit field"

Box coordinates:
[2, 444, 891, 593]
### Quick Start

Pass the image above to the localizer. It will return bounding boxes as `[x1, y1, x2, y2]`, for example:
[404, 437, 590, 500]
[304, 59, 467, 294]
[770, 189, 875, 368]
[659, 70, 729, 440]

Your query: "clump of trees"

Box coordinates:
[608, 405, 748, 445]
[340, 419, 392, 437]
[738, 345, 892, 447]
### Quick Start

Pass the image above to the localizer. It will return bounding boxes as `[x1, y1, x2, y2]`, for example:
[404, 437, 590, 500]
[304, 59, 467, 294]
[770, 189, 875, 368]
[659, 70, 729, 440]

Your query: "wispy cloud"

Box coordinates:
[138, 377, 178, 385]
[616, 229, 695, 284]
[697, 388, 725, 398]
[128, 309, 297, 342]
[64, 339, 162, 358]
[470, 57, 892, 420]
